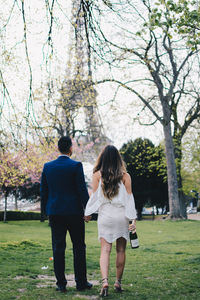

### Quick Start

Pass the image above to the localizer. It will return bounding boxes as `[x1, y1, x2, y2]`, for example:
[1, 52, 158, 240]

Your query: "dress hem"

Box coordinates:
[98, 234, 129, 243]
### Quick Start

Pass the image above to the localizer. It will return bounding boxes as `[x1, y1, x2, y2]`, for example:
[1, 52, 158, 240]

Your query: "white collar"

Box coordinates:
[59, 154, 70, 158]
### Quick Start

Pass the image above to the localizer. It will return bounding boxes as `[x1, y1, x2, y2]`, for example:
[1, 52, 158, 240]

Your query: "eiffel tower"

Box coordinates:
[60, 0, 107, 145]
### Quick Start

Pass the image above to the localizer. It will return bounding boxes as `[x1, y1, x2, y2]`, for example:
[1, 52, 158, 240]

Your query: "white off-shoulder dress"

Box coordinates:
[85, 180, 137, 243]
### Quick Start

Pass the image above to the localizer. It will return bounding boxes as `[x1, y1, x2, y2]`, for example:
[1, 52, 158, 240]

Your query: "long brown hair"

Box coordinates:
[93, 145, 126, 200]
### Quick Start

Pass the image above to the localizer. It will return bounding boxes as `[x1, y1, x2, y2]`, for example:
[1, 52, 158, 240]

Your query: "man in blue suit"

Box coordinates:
[40, 136, 92, 293]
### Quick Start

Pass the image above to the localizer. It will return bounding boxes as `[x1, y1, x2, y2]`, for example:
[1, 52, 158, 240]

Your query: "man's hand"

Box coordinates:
[84, 215, 92, 223]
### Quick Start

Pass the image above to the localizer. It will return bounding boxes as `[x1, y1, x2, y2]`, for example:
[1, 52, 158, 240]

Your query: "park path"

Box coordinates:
[187, 213, 200, 220]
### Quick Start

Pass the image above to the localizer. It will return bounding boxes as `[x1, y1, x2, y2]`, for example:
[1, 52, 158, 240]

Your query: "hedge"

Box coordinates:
[0, 211, 98, 221]
[0, 211, 47, 221]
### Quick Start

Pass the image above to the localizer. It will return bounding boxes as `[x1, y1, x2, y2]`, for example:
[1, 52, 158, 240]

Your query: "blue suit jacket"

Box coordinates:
[40, 156, 89, 216]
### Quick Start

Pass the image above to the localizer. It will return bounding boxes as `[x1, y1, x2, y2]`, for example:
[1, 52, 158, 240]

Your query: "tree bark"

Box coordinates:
[173, 137, 187, 218]
[161, 97, 183, 218]
[137, 208, 142, 221]
[163, 122, 182, 218]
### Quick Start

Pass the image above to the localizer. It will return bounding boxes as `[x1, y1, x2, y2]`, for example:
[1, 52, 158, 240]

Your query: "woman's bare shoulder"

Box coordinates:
[122, 172, 131, 183]
[93, 170, 101, 180]
[122, 172, 132, 194]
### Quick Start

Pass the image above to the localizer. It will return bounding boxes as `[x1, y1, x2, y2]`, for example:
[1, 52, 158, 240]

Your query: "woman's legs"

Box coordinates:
[115, 237, 127, 282]
[100, 238, 112, 282]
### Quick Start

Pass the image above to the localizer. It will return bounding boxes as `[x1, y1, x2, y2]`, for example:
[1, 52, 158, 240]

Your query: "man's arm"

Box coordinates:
[40, 165, 48, 219]
[75, 162, 89, 209]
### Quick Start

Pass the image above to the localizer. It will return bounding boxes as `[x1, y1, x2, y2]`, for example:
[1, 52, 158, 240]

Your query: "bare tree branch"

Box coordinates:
[96, 78, 163, 124]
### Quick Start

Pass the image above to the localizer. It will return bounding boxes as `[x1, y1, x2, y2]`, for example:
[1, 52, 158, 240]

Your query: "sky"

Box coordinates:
[0, 0, 164, 150]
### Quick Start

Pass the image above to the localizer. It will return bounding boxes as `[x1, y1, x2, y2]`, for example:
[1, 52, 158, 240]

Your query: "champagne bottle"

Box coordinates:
[129, 221, 139, 249]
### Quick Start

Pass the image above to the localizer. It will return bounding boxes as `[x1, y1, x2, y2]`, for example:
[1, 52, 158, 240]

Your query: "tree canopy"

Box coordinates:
[120, 138, 168, 219]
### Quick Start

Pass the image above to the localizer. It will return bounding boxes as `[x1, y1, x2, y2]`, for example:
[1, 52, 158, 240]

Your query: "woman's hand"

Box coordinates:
[84, 215, 92, 223]
[129, 220, 136, 233]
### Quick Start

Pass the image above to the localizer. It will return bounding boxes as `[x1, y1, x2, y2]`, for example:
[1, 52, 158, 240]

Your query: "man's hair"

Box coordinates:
[58, 136, 72, 153]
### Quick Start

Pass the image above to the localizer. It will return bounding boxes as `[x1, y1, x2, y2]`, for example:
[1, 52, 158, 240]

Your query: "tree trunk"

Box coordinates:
[137, 208, 142, 220]
[3, 193, 8, 223]
[179, 190, 187, 218]
[163, 122, 182, 218]
[173, 137, 187, 218]
[14, 192, 18, 210]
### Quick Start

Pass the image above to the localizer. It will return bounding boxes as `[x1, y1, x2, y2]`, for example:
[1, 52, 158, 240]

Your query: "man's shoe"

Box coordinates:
[76, 281, 93, 291]
[56, 286, 67, 293]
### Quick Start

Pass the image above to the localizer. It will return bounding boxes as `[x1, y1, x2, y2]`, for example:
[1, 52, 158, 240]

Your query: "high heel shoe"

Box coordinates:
[100, 278, 109, 297]
[114, 279, 122, 292]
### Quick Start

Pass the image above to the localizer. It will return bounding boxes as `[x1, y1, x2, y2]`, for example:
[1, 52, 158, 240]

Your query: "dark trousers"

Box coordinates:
[49, 215, 87, 288]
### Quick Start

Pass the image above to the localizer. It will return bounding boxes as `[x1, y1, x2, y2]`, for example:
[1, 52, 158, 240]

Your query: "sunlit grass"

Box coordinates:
[0, 220, 200, 300]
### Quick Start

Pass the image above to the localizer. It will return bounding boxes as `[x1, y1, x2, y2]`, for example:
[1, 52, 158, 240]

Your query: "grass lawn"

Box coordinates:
[0, 219, 200, 300]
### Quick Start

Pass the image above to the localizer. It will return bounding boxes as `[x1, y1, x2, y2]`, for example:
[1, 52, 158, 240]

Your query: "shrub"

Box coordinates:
[0, 211, 47, 221]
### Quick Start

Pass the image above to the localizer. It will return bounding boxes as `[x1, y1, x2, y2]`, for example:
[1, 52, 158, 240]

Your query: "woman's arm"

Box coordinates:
[123, 172, 132, 194]
[84, 171, 101, 221]
[123, 173, 137, 231]
[92, 171, 101, 193]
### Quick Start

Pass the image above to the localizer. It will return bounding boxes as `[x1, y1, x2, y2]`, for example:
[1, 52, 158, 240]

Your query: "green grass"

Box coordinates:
[0, 220, 200, 300]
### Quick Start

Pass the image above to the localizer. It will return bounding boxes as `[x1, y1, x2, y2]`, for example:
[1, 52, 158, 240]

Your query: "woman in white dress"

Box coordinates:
[84, 145, 137, 297]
